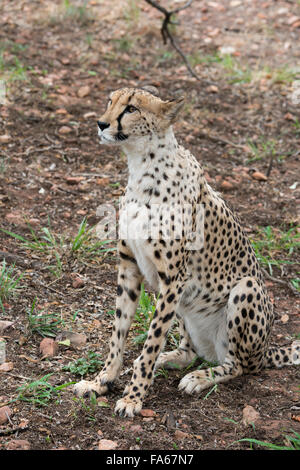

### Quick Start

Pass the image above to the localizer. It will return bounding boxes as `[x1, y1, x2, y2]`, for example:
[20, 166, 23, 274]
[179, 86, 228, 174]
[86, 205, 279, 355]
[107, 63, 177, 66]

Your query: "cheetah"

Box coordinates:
[73, 86, 300, 417]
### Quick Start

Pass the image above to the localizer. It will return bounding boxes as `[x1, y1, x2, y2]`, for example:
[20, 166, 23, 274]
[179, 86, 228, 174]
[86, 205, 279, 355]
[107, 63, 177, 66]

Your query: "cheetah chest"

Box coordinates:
[120, 207, 159, 291]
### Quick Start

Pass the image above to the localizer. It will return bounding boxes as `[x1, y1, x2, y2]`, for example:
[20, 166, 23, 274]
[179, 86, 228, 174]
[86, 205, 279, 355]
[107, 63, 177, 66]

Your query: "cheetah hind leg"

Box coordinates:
[156, 314, 197, 370]
[179, 277, 270, 395]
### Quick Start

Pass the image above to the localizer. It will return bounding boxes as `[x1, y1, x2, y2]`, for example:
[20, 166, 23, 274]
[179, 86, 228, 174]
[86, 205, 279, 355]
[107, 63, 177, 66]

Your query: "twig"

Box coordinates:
[197, 131, 247, 149]
[0, 424, 29, 436]
[144, 0, 200, 80]
[261, 267, 300, 297]
[72, 173, 111, 178]
[33, 278, 71, 297]
[45, 134, 62, 147]
[266, 153, 275, 177]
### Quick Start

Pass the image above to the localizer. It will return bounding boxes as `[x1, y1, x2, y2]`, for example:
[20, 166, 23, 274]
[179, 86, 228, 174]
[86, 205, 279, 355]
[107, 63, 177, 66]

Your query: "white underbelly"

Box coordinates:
[179, 301, 228, 363]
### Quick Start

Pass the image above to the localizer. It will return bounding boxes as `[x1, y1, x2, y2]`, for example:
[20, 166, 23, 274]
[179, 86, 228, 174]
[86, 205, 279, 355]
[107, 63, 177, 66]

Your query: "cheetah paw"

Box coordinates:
[178, 371, 213, 395]
[114, 396, 142, 418]
[73, 379, 108, 398]
[156, 352, 182, 370]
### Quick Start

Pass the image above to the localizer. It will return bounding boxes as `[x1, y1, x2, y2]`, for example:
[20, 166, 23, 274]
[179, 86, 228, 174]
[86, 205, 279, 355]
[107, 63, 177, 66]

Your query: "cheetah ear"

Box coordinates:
[162, 96, 185, 123]
[141, 85, 159, 96]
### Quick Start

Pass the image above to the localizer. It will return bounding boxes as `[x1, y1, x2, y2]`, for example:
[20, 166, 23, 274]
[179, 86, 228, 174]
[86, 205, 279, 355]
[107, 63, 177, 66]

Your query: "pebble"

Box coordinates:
[0, 362, 14, 372]
[242, 405, 261, 426]
[39, 338, 59, 358]
[251, 171, 268, 181]
[220, 180, 234, 191]
[5, 439, 31, 450]
[78, 86, 91, 98]
[0, 321, 13, 333]
[140, 409, 156, 417]
[98, 439, 118, 450]
[0, 405, 12, 424]
[58, 126, 72, 134]
[56, 330, 87, 348]
[72, 277, 85, 289]
[129, 424, 143, 434]
[0, 134, 11, 143]
[174, 429, 191, 439]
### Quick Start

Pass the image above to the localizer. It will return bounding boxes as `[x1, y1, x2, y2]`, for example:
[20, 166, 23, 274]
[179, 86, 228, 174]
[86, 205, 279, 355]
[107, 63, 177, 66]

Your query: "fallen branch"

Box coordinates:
[0, 251, 30, 268]
[144, 0, 201, 80]
[0, 250, 43, 270]
[261, 267, 300, 297]
[197, 131, 247, 150]
[0, 424, 29, 436]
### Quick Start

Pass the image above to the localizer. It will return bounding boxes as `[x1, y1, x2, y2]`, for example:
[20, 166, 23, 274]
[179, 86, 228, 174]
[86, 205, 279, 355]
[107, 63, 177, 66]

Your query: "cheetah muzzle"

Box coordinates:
[73, 86, 300, 418]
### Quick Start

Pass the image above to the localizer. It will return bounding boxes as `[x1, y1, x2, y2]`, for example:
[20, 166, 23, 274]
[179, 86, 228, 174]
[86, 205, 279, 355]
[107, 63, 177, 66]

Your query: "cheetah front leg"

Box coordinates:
[73, 243, 143, 398]
[156, 313, 197, 369]
[115, 281, 183, 417]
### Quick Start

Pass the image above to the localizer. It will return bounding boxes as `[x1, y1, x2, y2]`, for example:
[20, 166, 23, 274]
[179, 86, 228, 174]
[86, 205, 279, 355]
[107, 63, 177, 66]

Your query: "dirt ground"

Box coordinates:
[0, 0, 299, 451]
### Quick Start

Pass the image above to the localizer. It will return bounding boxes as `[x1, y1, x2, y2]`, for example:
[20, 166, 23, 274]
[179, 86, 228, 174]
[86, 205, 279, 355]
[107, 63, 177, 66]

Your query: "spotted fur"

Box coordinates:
[73, 87, 300, 417]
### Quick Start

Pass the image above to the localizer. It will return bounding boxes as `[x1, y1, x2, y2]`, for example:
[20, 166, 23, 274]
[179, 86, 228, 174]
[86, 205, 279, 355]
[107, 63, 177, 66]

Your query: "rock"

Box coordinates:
[58, 126, 72, 134]
[96, 177, 110, 186]
[72, 277, 85, 289]
[161, 410, 176, 428]
[65, 176, 85, 185]
[0, 321, 13, 333]
[242, 405, 260, 426]
[5, 212, 26, 227]
[284, 112, 296, 121]
[39, 338, 59, 358]
[0, 362, 14, 372]
[0, 337, 6, 364]
[90, 54, 100, 66]
[251, 171, 268, 181]
[280, 314, 289, 324]
[220, 180, 234, 191]
[83, 111, 97, 119]
[206, 85, 219, 93]
[5, 439, 31, 450]
[18, 335, 27, 346]
[140, 409, 156, 417]
[98, 439, 118, 450]
[78, 86, 91, 98]
[0, 134, 11, 143]
[129, 424, 143, 433]
[219, 46, 236, 55]
[286, 16, 300, 26]
[142, 417, 154, 422]
[174, 429, 191, 439]
[0, 405, 12, 424]
[55, 108, 68, 115]
[56, 330, 87, 348]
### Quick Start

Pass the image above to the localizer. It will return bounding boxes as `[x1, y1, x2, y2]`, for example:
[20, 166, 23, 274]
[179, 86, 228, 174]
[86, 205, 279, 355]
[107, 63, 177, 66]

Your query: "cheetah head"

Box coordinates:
[97, 86, 184, 146]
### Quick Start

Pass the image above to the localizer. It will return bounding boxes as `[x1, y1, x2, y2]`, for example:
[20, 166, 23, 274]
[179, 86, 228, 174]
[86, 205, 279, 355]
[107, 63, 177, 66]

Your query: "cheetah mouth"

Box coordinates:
[115, 132, 128, 142]
[98, 133, 117, 145]
[98, 131, 128, 145]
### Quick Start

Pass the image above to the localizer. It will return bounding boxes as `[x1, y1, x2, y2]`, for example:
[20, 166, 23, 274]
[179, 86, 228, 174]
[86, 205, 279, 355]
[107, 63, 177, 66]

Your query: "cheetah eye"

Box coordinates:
[107, 99, 112, 108]
[125, 105, 138, 113]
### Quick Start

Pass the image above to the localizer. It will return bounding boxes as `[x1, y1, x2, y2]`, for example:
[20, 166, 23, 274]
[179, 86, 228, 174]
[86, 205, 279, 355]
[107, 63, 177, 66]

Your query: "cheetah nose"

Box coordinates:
[97, 121, 110, 131]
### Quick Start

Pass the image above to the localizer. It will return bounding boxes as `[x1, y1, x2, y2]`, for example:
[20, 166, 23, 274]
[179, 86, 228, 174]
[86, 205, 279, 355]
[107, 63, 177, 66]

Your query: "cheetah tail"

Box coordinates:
[263, 340, 300, 369]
